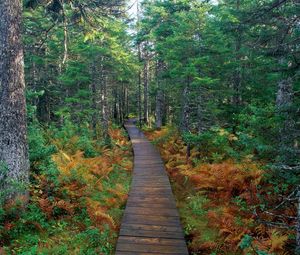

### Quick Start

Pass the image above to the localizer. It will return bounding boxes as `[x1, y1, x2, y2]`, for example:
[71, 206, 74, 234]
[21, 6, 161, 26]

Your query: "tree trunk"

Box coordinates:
[181, 79, 191, 159]
[232, 0, 242, 108]
[276, 77, 295, 163]
[155, 89, 163, 130]
[61, 0, 68, 65]
[125, 85, 129, 118]
[138, 71, 142, 127]
[143, 60, 149, 125]
[101, 74, 110, 144]
[137, 0, 142, 127]
[90, 61, 98, 136]
[155, 61, 163, 129]
[181, 83, 190, 133]
[296, 188, 300, 254]
[0, 0, 29, 202]
[197, 94, 203, 134]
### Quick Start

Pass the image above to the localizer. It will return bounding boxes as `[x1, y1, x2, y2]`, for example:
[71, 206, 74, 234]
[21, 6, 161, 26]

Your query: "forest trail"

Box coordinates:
[115, 119, 188, 255]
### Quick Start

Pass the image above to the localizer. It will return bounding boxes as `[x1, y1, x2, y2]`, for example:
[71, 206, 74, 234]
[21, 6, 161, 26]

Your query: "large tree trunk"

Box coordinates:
[0, 0, 29, 202]
[275, 76, 300, 253]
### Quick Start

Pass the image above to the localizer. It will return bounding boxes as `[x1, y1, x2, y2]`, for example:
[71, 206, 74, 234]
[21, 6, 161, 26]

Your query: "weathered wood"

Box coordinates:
[116, 243, 188, 254]
[118, 236, 186, 246]
[125, 207, 179, 217]
[120, 228, 184, 240]
[116, 251, 185, 255]
[115, 120, 188, 255]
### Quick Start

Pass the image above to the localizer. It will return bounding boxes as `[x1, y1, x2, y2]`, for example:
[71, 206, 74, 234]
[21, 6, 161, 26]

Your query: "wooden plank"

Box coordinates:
[128, 195, 175, 201]
[115, 252, 185, 255]
[120, 223, 183, 233]
[128, 191, 173, 197]
[131, 177, 169, 182]
[128, 197, 175, 201]
[131, 181, 170, 186]
[130, 184, 171, 188]
[122, 214, 181, 226]
[117, 236, 186, 246]
[129, 187, 172, 192]
[119, 228, 184, 239]
[127, 200, 177, 208]
[116, 243, 188, 254]
[125, 207, 179, 217]
[126, 202, 177, 209]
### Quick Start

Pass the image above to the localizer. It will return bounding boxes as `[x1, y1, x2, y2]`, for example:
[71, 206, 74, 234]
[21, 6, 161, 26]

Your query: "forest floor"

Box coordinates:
[0, 126, 133, 255]
[144, 126, 295, 255]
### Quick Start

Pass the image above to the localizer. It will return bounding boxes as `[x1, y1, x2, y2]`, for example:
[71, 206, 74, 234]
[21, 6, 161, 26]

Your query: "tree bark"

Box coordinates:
[155, 61, 163, 129]
[137, 0, 142, 127]
[181, 79, 191, 159]
[138, 70, 142, 127]
[90, 61, 98, 136]
[155, 89, 163, 130]
[232, 0, 242, 108]
[296, 188, 300, 254]
[61, 0, 68, 65]
[276, 77, 295, 163]
[143, 60, 149, 124]
[101, 74, 110, 144]
[0, 0, 29, 202]
[181, 83, 190, 133]
[197, 94, 203, 134]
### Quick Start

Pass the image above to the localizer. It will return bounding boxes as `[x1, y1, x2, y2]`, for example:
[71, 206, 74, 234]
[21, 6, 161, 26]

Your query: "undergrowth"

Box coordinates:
[144, 127, 296, 255]
[0, 122, 132, 255]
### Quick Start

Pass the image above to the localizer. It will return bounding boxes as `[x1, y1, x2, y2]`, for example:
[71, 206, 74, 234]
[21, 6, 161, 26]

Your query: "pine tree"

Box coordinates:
[0, 0, 29, 201]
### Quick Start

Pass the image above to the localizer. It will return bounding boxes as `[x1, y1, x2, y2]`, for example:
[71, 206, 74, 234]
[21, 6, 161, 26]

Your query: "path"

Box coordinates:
[115, 120, 188, 255]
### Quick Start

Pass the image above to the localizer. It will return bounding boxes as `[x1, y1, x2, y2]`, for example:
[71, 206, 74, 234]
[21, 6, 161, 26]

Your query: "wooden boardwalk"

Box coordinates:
[115, 120, 188, 255]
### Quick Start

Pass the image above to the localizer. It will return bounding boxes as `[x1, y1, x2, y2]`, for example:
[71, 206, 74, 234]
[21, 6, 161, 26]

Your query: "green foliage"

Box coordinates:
[75, 225, 115, 254]
[239, 234, 253, 249]
[183, 127, 237, 162]
[50, 120, 100, 157]
[239, 235, 272, 255]
[28, 123, 57, 168]
[0, 161, 9, 204]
